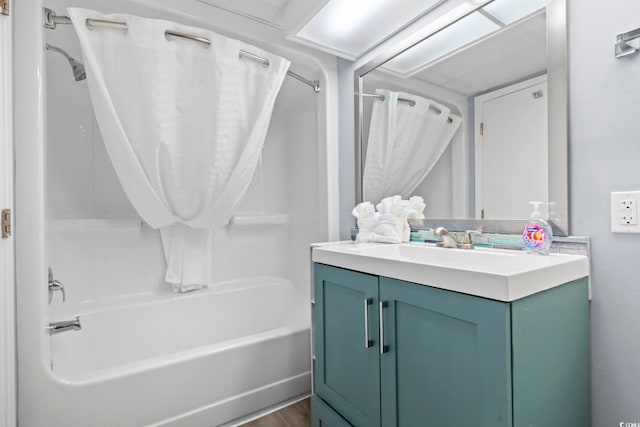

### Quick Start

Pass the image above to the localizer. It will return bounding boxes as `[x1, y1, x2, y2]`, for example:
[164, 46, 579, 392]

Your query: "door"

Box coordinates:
[314, 264, 380, 427]
[0, 5, 16, 427]
[379, 277, 512, 427]
[311, 395, 353, 427]
[475, 76, 548, 220]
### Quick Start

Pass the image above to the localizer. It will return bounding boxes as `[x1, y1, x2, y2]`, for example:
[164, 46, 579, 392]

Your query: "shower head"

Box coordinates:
[45, 43, 87, 81]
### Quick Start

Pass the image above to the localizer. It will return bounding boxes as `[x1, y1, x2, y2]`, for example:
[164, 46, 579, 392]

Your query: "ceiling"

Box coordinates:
[412, 12, 547, 96]
[196, 0, 291, 27]
[195, 0, 547, 97]
[196, 0, 458, 59]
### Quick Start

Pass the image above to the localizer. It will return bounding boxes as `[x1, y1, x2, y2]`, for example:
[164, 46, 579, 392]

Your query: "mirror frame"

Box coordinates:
[355, 0, 569, 235]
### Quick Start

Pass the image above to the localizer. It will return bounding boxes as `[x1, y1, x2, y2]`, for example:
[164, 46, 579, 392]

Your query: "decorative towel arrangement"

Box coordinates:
[363, 89, 462, 204]
[352, 196, 426, 243]
[69, 8, 290, 292]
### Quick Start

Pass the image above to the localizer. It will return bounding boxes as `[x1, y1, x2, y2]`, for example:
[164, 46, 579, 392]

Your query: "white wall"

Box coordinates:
[568, 0, 640, 425]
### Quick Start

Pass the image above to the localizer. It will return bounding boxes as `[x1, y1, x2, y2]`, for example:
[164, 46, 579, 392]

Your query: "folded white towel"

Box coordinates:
[371, 213, 404, 243]
[354, 196, 426, 244]
[407, 196, 426, 218]
[376, 195, 400, 215]
[352, 202, 378, 243]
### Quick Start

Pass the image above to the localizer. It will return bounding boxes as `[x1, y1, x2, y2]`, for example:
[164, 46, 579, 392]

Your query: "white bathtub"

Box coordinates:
[47, 277, 311, 426]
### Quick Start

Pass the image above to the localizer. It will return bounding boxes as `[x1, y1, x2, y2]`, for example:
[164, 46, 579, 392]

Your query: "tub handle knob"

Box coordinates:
[48, 267, 66, 304]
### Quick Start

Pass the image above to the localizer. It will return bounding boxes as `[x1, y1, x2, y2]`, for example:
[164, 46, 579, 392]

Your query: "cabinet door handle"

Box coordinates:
[379, 301, 389, 354]
[364, 298, 373, 348]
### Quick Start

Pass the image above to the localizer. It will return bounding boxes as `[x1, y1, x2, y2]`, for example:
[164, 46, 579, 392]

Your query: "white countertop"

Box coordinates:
[311, 241, 589, 302]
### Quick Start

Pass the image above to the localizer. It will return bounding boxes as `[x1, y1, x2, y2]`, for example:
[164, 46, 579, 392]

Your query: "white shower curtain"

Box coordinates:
[362, 89, 462, 204]
[69, 8, 290, 292]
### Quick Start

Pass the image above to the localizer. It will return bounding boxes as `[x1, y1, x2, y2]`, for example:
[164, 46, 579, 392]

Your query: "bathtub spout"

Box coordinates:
[47, 316, 81, 335]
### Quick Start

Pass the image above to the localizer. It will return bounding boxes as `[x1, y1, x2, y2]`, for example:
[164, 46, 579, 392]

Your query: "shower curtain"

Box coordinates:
[69, 8, 290, 292]
[362, 89, 462, 204]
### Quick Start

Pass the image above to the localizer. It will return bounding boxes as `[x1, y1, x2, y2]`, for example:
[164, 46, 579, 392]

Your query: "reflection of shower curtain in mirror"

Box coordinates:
[363, 89, 462, 204]
[69, 8, 290, 292]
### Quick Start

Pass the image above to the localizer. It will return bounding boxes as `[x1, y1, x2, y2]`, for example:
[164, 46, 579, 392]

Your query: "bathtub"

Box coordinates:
[46, 277, 311, 426]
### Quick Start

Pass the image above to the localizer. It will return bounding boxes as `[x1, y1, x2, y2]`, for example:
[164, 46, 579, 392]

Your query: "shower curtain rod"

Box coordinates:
[43, 10, 321, 93]
[360, 92, 454, 123]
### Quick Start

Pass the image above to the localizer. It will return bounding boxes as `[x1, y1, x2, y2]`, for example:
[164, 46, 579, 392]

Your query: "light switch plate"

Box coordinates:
[611, 191, 640, 233]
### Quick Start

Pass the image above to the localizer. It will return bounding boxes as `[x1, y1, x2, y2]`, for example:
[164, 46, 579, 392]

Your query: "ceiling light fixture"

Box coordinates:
[290, 0, 448, 60]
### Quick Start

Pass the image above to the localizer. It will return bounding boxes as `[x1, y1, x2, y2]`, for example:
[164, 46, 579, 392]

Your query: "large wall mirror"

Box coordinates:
[355, 0, 568, 235]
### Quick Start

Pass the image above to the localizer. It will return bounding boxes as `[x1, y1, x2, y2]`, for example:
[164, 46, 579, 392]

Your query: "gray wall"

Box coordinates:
[569, 0, 640, 425]
[337, 0, 640, 424]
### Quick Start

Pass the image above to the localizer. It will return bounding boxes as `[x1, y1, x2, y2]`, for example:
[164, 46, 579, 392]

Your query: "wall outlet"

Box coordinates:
[611, 191, 640, 233]
[620, 213, 636, 225]
[621, 199, 636, 210]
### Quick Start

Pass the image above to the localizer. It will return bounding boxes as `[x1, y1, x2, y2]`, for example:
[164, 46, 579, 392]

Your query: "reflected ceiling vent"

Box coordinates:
[383, 0, 548, 77]
[196, 0, 287, 29]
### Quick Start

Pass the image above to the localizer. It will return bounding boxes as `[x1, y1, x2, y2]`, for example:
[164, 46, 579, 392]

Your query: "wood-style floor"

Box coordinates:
[241, 398, 311, 427]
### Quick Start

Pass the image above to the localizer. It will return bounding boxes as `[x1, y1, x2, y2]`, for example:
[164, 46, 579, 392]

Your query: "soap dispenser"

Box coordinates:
[522, 201, 553, 255]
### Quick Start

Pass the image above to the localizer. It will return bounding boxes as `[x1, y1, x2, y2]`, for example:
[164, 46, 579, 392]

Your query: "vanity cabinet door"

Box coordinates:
[311, 395, 353, 427]
[314, 264, 381, 427]
[379, 277, 513, 427]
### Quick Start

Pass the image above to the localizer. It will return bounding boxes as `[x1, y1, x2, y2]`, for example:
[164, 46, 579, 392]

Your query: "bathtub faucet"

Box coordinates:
[48, 267, 66, 303]
[47, 316, 82, 335]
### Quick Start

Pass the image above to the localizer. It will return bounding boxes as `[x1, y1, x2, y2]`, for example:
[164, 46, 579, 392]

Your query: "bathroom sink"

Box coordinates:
[311, 241, 589, 301]
[344, 243, 518, 265]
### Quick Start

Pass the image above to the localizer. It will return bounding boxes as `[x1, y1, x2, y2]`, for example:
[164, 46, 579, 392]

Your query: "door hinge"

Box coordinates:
[1, 209, 11, 238]
[480, 122, 484, 136]
[1, 0, 9, 16]
[481, 209, 485, 219]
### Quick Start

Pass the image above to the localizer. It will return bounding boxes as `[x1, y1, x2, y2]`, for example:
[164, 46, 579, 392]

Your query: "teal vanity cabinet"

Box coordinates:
[312, 262, 590, 427]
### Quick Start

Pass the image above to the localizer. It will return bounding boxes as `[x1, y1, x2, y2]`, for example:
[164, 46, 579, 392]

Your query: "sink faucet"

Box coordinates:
[435, 227, 482, 249]
[435, 227, 458, 248]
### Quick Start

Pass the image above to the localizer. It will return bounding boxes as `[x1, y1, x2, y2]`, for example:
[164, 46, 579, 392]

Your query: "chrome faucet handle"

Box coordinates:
[435, 227, 459, 248]
[49, 280, 66, 303]
[48, 267, 66, 303]
[460, 229, 482, 249]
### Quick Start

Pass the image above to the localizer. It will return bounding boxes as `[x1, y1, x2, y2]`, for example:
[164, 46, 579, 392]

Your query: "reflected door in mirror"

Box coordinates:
[475, 76, 548, 219]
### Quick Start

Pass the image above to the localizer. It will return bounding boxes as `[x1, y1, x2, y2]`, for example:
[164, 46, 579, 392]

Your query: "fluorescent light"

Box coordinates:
[384, 12, 500, 75]
[306, 0, 388, 40]
[482, 0, 548, 24]
[294, 0, 447, 59]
